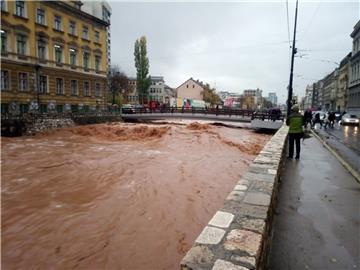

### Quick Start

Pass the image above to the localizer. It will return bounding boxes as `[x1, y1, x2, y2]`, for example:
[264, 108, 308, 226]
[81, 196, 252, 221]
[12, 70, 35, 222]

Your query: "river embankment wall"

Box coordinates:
[180, 125, 289, 270]
[1, 114, 123, 136]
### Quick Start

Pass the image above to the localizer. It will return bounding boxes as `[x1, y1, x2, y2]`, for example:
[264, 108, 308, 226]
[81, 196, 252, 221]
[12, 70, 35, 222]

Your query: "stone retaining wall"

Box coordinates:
[180, 125, 289, 270]
[25, 117, 75, 135]
[1, 114, 123, 136]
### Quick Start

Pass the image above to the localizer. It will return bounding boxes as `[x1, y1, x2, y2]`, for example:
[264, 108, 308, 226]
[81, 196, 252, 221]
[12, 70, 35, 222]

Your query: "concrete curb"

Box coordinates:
[311, 130, 360, 184]
[180, 125, 289, 270]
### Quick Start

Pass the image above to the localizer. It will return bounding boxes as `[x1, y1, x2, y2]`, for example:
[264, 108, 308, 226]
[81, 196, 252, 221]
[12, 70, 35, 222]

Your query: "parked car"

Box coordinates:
[121, 104, 135, 114]
[340, 114, 359, 125]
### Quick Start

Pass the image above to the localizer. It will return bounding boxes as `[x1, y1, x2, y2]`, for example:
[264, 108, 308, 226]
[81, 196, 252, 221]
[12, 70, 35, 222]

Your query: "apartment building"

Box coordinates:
[126, 76, 166, 104]
[1, 1, 109, 114]
[348, 20, 360, 114]
[81, 0, 111, 72]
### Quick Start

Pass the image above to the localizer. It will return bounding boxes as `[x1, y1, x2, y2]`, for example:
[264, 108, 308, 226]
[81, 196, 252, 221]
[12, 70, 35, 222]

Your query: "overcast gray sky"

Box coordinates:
[109, 0, 359, 104]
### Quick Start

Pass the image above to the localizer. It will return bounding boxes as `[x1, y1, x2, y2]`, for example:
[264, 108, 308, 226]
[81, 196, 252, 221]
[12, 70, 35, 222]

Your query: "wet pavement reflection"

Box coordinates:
[2, 122, 270, 269]
[315, 124, 360, 154]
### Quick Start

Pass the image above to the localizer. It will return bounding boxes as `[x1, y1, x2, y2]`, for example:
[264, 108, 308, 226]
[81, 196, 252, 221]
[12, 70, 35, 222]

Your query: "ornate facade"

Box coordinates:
[1, 1, 109, 114]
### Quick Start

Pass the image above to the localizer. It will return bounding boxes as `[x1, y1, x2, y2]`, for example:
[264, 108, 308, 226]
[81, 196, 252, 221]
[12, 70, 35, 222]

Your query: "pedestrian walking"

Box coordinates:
[311, 112, 322, 129]
[323, 112, 329, 129]
[304, 109, 312, 128]
[286, 105, 304, 160]
[328, 111, 336, 128]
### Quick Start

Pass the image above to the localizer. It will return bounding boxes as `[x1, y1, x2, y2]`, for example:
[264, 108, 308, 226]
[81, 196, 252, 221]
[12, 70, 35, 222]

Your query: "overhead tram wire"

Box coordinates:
[299, 0, 322, 41]
[114, 40, 290, 64]
[286, 0, 292, 68]
[296, 55, 339, 66]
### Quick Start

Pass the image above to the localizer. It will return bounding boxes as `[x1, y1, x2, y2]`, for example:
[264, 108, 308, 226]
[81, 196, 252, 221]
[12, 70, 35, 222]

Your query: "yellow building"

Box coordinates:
[1, 0, 109, 113]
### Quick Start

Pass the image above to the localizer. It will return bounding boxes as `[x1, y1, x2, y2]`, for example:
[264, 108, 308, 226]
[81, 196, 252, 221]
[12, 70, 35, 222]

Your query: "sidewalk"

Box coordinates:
[268, 135, 360, 270]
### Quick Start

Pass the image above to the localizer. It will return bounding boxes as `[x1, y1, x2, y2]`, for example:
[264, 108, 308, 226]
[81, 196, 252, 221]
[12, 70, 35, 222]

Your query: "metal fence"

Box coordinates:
[1, 108, 285, 122]
[122, 107, 285, 121]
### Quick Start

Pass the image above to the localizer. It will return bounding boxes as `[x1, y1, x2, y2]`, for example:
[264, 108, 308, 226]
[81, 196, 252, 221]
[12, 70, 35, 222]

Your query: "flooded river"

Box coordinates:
[1, 122, 270, 269]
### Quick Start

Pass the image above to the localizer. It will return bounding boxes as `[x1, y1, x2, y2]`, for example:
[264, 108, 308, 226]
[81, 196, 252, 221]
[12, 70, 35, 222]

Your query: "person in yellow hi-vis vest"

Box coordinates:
[286, 105, 305, 159]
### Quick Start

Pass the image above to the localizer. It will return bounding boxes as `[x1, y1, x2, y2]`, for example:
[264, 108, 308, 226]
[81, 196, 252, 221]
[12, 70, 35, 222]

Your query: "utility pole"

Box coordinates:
[287, 0, 299, 117]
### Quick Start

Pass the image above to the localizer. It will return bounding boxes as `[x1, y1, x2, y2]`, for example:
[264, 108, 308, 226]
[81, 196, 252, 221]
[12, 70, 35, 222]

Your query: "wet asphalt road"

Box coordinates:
[313, 124, 360, 175]
[268, 136, 360, 270]
[322, 124, 360, 155]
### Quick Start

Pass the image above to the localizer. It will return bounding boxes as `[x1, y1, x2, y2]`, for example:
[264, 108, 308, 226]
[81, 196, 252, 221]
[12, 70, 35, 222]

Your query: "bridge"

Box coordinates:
[122, 112, 252, 123]
[121, 107, 285, 129]
[1, 108, 285, 136]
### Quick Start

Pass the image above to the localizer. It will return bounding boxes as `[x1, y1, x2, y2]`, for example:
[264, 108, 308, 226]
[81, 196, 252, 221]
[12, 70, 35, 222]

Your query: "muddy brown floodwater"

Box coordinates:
[1, 122, 270, 270]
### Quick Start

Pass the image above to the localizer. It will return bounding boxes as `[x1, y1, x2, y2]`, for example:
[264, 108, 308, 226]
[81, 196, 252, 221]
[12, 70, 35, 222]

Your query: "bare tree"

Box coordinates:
[108, 65, 130, 105]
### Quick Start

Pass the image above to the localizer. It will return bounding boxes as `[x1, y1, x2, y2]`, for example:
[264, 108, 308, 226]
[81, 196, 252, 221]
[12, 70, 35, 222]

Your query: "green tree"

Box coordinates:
[203, 83, 221, 105]
[134, 36, 151, 104]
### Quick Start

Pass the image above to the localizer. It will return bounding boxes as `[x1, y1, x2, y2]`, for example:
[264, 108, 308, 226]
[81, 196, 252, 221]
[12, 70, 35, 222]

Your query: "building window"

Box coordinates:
[83, 52, 89, 69]
[37, 40, 46, 60]
[36, 9, 45, 25]
[71, 80, 78, 95]
[56, 78, 64, 95]
[18, 72, 28, 91]
[82, 26, 89, 39]
[94, 31, 100, 43]
[56, 104, 63, 113]
[69, 21, 76, 35]
[1, 29, 7, 53]
[54, 45, 62, 63]
[1, 103, 9, 114]
[39, 104, 47, 113]
[69, 48, 77, 66]
[71, 105, 78, 112]
[83, 105, 89, 112]
[102, 7, 110, 23]
[1, 0, 7, 12]
[83, 81, 90, 96]
[95, 83, 101, 97]
[17, 34, 27, 55]
[1, 70, 9, 90]
[95, 56, 101, 72]
[20, 104, 29, 114]
[39, 75, 47, 93]
[54, 15, 62, 31]
[15, 1, 25, 17]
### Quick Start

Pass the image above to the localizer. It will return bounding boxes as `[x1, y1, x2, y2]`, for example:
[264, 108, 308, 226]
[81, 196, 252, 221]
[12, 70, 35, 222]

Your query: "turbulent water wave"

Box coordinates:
[1, 122, 270, 269]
